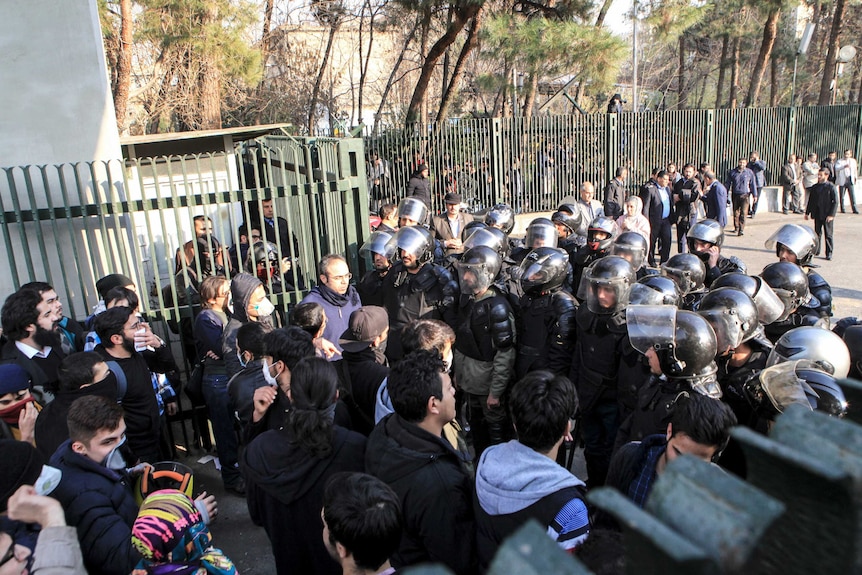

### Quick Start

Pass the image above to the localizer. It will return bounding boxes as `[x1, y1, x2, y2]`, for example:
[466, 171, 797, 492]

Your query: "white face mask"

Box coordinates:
[443, 349, 454, 373]
[262, 359, 280, 387]
[103, 435, 127, 470]
[35, 465, 62, 496]
[237, 350, 248, 368]
[254, 298, 275, 318]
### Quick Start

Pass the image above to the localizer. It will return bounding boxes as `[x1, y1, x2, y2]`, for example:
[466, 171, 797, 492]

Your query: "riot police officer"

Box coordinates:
[765, 223, 833, 325]
[357, 230, 395, 307]
[571, 255, 644, 487]
[611, 231, 655, 280]
[513, 247, 576, 379]
[451, 246, 517, 459]
[380, 226, 458, 361]
[571, 216, 618, 294]
[760, 262, 819, 342]
[661, 253, 708, 310]
[686, 219, 746, 286]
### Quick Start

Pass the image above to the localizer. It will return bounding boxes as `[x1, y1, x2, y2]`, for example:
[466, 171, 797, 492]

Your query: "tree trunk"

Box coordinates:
[437, 7, 484, 123]
[594, 0, 614, 27]
[419, 6, 431, 128]
[199, 58, 222, 129]
[716, 34, 729, 107]
[729, 37, 740, 108]
[522, 71, 539, 118]
[745, 7, 780, 108]
[769, 54, 778, 108]
[678, 34, 686, 108]
[373, 18, 421, 134]
[406, 3, 483, 124]
[818, 0, 846, 104]
[112, 0, 133, 133]
[441, 4, 455, 104]
[261, 0, 274, 68]
[308, 23, 340, 133]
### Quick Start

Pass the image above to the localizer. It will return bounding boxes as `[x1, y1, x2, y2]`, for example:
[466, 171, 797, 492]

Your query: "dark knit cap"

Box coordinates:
[0, 439, 45, 512]
[96, 274, 134, 299]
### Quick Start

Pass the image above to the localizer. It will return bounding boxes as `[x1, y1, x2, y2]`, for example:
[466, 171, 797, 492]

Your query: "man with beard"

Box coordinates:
[93, 306, 176, 463]
[21, 281, 85, 354]
[672, 163, 702, 253]
[1, 288, 65, 404]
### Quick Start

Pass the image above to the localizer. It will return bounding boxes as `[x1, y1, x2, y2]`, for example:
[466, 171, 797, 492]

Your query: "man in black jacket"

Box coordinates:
[407, 163, 432, 209]
[603, 166, 628, 219]
[365, 350, 476, 575]
[804, 167, 838, 260]
[93, 306, 177, 463]
[639, 169, 674, 266]
[0, 288, 66, 404]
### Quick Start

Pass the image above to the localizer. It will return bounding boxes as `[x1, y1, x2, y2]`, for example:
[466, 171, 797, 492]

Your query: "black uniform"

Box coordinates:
[513, 290, 576, 379]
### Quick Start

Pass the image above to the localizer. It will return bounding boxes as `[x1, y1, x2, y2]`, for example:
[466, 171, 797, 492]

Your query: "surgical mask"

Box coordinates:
[35, 465, 62, 496]
[262, 359, 280, 387]
[103, 435, 128, 470]
[442, 349, 454, 373]
[254, 298, 275, 317]
[237, 350, 248, 368]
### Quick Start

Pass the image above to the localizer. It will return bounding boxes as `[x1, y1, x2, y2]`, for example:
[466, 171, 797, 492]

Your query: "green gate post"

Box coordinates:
[786, 107, 797, 162]
[489, 118, 504, 206]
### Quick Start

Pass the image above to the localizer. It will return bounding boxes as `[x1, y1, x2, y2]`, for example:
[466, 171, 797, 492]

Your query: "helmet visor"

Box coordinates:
[629, 282, 677, 306]
[661, 264, 695, 295]
[759, 361, 815, 414]
[611, 243, 645, 271]
[525, 225, 558, 249]
[699, 310, 745, 355]
[457, 261, 495, 295]
[626, 305, 677, 355]
[764, 225, 816, 262]
[360, 231, 396, 260]
[397, 198, 428, 224]
[463, 229, 504, 255]
[752, 279, 785, 324]
[586, 276, 630, 314]
[388, 228, 430, 260]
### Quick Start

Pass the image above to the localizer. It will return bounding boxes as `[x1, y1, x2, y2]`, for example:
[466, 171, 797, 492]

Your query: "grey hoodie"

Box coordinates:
[476, 440, 584, 515]
[222, 273, 271, 377]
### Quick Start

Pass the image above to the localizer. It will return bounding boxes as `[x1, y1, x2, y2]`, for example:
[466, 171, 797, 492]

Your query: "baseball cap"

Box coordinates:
[339, 306, 389, 353]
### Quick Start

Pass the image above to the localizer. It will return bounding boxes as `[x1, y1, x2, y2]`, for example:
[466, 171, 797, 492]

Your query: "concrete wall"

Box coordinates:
[0, 0, 122, 168]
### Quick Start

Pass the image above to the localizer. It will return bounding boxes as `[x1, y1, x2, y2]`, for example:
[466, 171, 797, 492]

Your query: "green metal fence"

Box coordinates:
[0, 136, 370, 368]
[363, 105, 862, 215]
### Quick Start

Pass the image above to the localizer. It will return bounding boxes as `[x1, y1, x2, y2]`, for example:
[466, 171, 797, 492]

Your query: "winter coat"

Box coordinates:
[300, 284, 362, 355]
[30, 526, 87, 575]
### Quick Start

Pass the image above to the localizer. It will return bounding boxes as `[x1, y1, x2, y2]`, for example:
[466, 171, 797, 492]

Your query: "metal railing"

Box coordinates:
[0, 135, 371, 368]
[362, 105, 862, 215]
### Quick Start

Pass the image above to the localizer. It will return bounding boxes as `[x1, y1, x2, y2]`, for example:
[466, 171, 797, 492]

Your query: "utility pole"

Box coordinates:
[632, 0, 639, 112]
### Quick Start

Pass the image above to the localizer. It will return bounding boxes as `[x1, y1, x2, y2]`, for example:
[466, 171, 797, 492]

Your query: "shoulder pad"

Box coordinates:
[488, 298, 515, 350]
[807, 271, 830, 290]
[552, 291, 578, 315]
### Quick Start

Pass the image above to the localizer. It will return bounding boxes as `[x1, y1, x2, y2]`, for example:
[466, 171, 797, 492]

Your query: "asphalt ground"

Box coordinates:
[177, 204, 862, 574]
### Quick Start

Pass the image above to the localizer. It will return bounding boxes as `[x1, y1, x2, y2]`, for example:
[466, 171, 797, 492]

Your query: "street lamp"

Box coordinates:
[832, 45, 857, 105]
[790, 22, 814, 108]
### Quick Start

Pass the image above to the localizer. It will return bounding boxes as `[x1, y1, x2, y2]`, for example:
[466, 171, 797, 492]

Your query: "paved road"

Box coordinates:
[185, 208, 862, 574]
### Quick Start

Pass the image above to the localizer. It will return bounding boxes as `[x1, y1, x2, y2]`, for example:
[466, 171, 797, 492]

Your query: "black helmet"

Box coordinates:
[839, 323, 862, 378]
[629, 275, 681, 306]
[484, 203, 515, 234]
[397, 197, 429, 225]
[697, 288, 759, 355]
[627, 306, 718, 384]
[584, 255, 636, 314]
[587, 216, 618, 253]
[462, 227, 507, 258]
[551, 209, 585, 237]
[766, 326, 851, 379]
[760, 262, 810, 321]
[752, 360, 847, 419]
[518, 247, 569, 295]
[246, 240, 280, 279]
[525, 218, 559, 249]
[457, 246, 502, 296]
[360, 231, 396, 261]
[387, 226, 434, 265]
[765, 223, 819, 266]
[661, 253, 706, 295]
[710, 272, 785, 325]
[611, 231, 648, 271]
[463, 220, 488, 241]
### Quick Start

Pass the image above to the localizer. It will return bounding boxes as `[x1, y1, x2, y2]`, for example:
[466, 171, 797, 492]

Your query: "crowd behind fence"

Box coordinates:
[362, 105, 862, 215]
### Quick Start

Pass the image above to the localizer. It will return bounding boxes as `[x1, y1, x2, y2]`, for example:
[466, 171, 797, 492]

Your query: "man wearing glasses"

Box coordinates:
[299, 254, 362, 357]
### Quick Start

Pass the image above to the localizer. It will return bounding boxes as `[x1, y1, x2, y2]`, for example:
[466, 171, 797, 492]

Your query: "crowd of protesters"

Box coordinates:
[0, 145, 859, 575]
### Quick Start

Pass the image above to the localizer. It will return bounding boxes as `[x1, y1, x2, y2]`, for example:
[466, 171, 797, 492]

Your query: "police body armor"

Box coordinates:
[573, 305, 627, 410]
[454, 288, 515, 363]
[803, 270, 833, 318]
[515, 290, 576, 378]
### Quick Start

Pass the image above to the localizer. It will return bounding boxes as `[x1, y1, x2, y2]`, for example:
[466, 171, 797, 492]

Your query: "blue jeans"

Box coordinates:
[201, 373, 241, 486]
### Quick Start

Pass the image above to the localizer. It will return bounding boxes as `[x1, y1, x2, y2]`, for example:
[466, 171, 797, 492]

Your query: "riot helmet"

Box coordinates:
[765, 223, 818, 266]
[387, 225, 434, 267]
[484, 203, 515, 234]
[518, 247, 569, 295]
[697, 288, 759, 356]
[462, 227, 507, 257]
[711, 272, 785, 325]
[551, 209, 585, 238]
[397, 197, 429, 226]
[360, 230, 396, 271]
[583, 255, 636, 314]
[751, 360, 847, 419]
[766, 326, 851, 379]
[463, 220, 487, 241]
[760, 262, 810, 321]
[525, 218, 559, 249]
[611, 231, 648, 271]
[839, 323, 862, 379]
[628, 306, 719, 384]
[247, 240, 280, 281]
[457, 246, 502, 296]
[661, 253, 707, 295]
[687, 219, 725, 263]
[587, 216, 618, 253]
[629, 275, 681, 306]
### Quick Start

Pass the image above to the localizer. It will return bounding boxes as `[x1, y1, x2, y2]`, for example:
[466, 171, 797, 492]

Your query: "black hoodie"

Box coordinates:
[221, 273, 271, 378]
[365, 414, 477, 574]
[241, 425, 366, 575]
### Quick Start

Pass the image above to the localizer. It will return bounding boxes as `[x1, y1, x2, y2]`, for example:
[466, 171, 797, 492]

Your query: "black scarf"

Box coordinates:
[317, 282, 360, 308]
